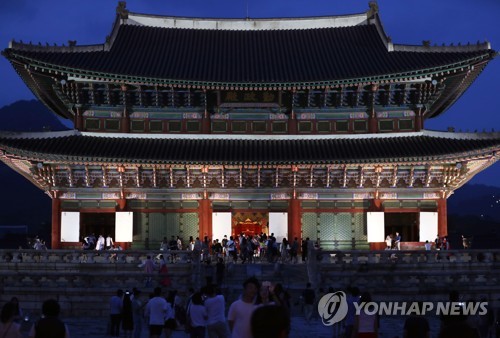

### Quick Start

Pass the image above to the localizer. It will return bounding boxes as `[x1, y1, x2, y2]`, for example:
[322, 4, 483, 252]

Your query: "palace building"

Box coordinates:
[1, 2, 499, 249]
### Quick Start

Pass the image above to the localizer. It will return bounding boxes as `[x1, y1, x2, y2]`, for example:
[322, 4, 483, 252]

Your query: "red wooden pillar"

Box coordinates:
[202, 112, 211, 134]
[371, 198, 382, 211]
[74, 106, 83, 131]
[369, 109, 377, 133]
[415, 110, 423, 132]
[51, 197, 61, 249]
[117, 198, 127, 211]
[288, 112, 297, 134]
[437, 198, 448, 237]
[199, 199, 213, 240]
[121, 107, 130, 133]
[288, 198, 301, 242]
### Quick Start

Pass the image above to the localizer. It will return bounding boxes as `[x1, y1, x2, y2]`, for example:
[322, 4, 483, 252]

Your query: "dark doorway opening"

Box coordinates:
[384, 212, 419, 242]
[80, 213, 115, 242]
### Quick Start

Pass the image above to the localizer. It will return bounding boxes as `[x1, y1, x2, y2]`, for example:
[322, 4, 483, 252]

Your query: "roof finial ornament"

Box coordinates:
[68, 40, 77, 47]
[422, 40, 431, 47]
[368, 1, 379, 17]
[116, 1, 129, 20]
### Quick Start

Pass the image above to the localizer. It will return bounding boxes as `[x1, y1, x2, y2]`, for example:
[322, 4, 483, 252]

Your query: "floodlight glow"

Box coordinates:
[115, 212, 133, 242]
[61, 212, 80, 242]
[269, 212, 288, 242]
[212, 212, 232, 241]
[419, 212, 438, 242]
[367, 212, 385, 242]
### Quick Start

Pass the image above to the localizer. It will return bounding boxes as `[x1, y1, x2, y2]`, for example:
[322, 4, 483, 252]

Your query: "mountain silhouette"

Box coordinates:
[0, 100, 70, 242]
[0, 99, 71, 131]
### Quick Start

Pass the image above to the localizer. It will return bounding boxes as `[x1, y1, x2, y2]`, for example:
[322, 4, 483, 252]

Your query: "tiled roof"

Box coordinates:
[5, 23, 492, 85]
[1, 131, 499, 165]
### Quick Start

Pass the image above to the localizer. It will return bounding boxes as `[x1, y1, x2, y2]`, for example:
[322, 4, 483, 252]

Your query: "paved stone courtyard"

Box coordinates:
[17, 313, 446, 338]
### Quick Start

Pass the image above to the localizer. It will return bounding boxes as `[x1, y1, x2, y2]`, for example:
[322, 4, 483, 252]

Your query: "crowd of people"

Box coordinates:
[81, 233, 122, 251]
[105, 277, 292, 338]
[0, 298, 69, 338]
[155, 233, 316, 266]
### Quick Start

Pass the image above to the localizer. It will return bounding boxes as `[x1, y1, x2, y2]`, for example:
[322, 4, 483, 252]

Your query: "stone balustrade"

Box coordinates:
[1, 248, 498, 265]
[314, 249, 499, 265]
[1, 248, 500, 317]
[0, 249, 195, 264]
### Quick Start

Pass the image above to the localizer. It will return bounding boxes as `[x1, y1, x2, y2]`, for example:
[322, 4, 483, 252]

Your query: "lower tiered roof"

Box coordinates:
[0, 130, 498, 165]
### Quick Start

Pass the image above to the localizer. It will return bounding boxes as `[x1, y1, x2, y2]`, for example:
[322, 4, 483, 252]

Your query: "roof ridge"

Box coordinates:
[124, 12, 371, 31]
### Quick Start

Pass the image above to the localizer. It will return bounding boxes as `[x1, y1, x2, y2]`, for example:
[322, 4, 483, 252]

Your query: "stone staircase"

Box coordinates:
[2, 249, 500, 318]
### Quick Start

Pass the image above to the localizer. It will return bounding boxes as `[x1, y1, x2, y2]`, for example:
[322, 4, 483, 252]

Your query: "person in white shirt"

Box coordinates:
[105, 235, 114, 250]
[95, 235, 105, 251]
[227, 277, 259, 338]
[204, 285, 229, 338]
[187, 292, 207, 338]
[226, 236, 237, 263]
[145, 287, 167, 338]
[424, 240, 432, 251]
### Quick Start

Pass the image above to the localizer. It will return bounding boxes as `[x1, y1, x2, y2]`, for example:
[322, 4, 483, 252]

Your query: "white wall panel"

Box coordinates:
[116, 212, 133, 242]
[419, 212, 438, 242]
[269, 212, 288, 242]
[367, 212, 385, 242]
[61, 212, 80, 242]
[212, 212, 232, 241]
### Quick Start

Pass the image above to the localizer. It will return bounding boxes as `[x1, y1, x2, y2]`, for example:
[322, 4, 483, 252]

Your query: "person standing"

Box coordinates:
[163, 291, 177, 338]
[424, 240, 432, 251]
[145, 287, 167, 338]
[144, 255, 156, 287]
[0, 302, 22, 338]
[403, 302, 430, 338]
[228, 277, 260, 338]
[96, 234, 105, 251]
[105, 234, 114, 250]
[131, 289, 143, 338]
[187, 292, 207, 338]
[204, 285, 229, 338]
[301, 238, 309, 262]
[385, 235, 392, 250]
[301, 283, 315, 324]
[109, 289, 124, 337]
[121, 291, 133, 338]
[290, 237, 299, 264]
[352, 292, 378, 338]
[158, 254, 171, 287]
[395, 232, 401, 250]
[226, 236, 237, 263]
[28, 299, 70, 338]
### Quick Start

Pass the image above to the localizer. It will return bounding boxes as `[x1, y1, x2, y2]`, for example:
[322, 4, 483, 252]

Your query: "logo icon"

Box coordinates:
[318, 291, 348, 326]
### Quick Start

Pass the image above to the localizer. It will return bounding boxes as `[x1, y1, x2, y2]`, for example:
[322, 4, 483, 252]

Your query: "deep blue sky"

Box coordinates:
[0, 0, 498, 186]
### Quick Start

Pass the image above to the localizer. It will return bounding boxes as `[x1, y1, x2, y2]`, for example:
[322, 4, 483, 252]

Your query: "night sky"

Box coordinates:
[0, 0, 498, 186]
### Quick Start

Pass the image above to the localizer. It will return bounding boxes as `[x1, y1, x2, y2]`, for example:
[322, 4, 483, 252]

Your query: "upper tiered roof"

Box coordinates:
[2, 2, 496, 120]
[4, 3, 494, 87]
